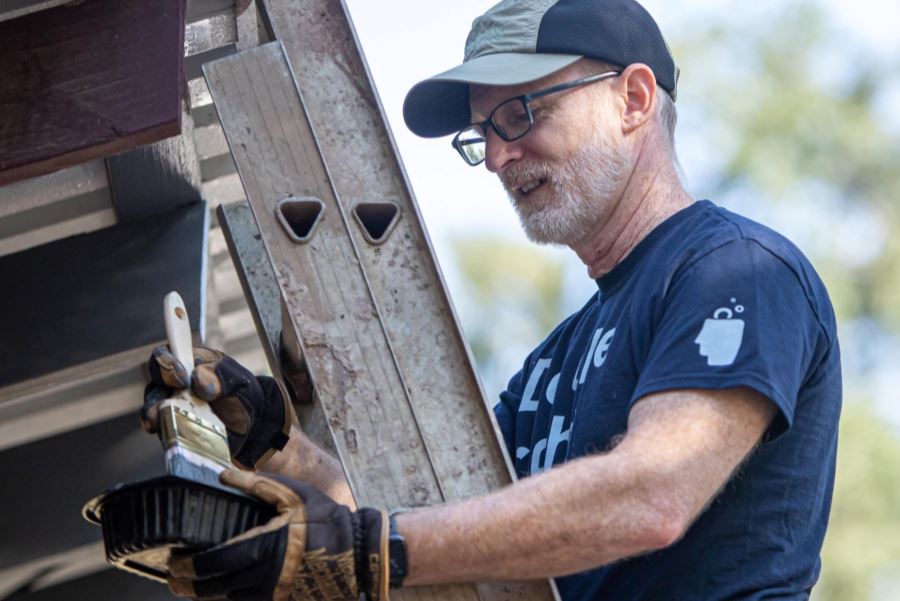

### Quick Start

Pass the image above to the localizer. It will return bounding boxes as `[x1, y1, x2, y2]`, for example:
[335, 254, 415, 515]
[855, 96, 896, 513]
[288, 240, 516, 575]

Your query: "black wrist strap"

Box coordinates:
[388, 512, 407, 589]
[269, 430, 290, 450]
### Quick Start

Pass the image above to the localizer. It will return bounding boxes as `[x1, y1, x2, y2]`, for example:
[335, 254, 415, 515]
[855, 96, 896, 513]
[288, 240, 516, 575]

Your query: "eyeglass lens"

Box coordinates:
[492, 98, 531, 140]
[455, 127, 487, 165]
[455, 98, 531, 165]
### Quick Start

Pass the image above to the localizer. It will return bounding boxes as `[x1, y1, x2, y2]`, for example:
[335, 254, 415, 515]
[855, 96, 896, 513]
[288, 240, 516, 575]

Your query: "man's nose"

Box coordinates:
[484, 129, 523, 173]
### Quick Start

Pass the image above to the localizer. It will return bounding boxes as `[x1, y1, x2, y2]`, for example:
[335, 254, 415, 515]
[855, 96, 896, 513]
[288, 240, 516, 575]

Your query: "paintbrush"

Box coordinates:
[156, 291, 232, 489]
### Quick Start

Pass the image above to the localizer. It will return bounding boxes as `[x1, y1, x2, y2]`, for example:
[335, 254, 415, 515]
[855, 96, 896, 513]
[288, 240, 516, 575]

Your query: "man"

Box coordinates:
[143, 0, 841, 599]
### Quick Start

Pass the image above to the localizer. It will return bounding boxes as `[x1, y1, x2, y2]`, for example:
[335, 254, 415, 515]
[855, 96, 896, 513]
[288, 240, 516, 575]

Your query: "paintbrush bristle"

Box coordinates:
[165, 447, 228, 490]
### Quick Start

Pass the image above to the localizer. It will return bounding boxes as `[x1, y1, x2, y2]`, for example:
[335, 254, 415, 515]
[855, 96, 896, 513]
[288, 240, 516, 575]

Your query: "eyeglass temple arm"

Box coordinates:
[522, 70, 621, 103]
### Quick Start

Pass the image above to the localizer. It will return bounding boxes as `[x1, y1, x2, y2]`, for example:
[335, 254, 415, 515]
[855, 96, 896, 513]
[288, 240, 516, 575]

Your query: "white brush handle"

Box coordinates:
[164, 292, 195, 378]
[158, 292, 231, 474]
[159, 292, 222, 428]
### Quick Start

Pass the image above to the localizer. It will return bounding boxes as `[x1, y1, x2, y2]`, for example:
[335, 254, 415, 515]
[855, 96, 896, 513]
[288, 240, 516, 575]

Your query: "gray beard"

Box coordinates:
[504, 132, 631, 246]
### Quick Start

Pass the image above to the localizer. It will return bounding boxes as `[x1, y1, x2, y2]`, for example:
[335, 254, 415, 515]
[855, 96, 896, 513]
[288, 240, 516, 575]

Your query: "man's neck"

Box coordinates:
[571, 138, 693, 279]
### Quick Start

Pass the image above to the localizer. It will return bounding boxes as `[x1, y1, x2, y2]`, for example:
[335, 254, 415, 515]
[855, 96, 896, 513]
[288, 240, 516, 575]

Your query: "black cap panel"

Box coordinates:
[536, 0, 678, 97]
[402, 80, 472, 138]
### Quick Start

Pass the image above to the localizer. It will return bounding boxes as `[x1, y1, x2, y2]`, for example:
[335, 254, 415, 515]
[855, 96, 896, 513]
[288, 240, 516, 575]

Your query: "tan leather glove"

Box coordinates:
[168, 469, 389, 601]
[142, 345, 291, 469]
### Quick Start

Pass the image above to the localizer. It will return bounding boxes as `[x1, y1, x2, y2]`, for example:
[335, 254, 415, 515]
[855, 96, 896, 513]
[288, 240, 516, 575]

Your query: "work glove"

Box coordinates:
[142, 345, 291, 469]
[167, 469, 389, 601]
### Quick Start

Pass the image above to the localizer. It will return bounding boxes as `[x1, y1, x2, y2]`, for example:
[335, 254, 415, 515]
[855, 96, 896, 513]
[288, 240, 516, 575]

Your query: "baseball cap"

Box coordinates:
[403, 0, 679, 138]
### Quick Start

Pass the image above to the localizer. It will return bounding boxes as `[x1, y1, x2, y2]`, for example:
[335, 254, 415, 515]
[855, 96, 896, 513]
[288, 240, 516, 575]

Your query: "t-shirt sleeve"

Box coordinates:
[494, 369, 525, 459]
[631, 238, 825, 439]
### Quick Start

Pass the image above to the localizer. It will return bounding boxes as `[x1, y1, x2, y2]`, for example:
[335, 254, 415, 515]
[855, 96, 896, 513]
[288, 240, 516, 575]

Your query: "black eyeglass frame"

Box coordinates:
[451, 70, 622, 166]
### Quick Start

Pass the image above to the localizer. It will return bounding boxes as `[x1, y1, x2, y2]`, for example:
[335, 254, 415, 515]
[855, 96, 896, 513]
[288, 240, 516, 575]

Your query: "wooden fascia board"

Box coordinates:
[0, 0, 233, 24]
[0, 0, 187, 186]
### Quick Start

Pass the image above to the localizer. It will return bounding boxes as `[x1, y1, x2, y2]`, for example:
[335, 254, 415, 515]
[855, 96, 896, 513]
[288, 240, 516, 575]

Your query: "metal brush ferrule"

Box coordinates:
[158, 403, 232, 468]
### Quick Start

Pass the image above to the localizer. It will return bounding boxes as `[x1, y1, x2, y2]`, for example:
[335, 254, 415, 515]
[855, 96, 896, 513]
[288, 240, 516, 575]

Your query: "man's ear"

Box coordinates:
[619, 63, 657, 134]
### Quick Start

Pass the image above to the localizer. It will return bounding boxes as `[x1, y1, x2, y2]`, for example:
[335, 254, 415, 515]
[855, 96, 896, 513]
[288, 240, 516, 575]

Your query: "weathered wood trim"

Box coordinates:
[200, 153, 239, 181]
[0, 183, 111, 238]
[185, 10, 239, 79]
[0, 542, 107, 598]
[0, 345, 151, 451]
[0, 0, 234, 24]
[0, 160, 116, 255]
[186, 0, 237, 24]
[0, 201, 116, 258]
[0, 345, 152, 407]
[0, 160, 108, 218]
[0, 0, 69, 23]
[194, 116, 231, 163]
[185, 44, 238, 81]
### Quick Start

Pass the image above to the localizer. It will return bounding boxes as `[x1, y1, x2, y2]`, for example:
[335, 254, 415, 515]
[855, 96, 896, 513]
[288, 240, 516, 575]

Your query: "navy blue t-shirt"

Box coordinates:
[495, 201, 841, 600]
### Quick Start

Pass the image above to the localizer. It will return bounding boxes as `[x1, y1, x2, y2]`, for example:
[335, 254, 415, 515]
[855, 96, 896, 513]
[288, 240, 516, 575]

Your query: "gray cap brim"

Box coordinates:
[403, 53, 582, 138]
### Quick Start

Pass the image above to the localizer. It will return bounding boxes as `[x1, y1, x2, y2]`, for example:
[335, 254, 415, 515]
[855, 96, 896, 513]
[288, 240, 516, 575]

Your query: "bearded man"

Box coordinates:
[144, 1, 842, 599]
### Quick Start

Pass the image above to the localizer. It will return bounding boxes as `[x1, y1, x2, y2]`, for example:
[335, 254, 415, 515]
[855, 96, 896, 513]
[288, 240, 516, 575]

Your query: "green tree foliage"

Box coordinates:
[450, 237, 566, 397]
[676, 2, 900, 328]
[453, 236, 563, 399]
[816, 402, 900, 599]
[452, 238, 565, 331]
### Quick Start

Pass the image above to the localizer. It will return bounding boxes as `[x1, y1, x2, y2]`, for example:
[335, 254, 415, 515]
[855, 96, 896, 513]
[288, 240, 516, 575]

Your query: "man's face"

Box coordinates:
[469, 64, 633, 246]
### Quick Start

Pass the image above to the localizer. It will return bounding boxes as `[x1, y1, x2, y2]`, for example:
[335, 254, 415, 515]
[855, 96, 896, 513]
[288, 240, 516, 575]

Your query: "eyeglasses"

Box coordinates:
[451, 71, 621, 166]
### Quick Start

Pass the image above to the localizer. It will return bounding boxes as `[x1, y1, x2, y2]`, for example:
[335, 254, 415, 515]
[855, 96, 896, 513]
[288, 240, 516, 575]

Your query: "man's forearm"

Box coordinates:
[258, 424, 355, 508]
[397, 387, 775, 585]
[397, 451, 678, 584]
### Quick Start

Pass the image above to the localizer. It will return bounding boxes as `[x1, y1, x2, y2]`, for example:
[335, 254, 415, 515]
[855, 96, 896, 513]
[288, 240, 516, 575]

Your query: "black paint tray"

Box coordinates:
[83, 474, 276, 582]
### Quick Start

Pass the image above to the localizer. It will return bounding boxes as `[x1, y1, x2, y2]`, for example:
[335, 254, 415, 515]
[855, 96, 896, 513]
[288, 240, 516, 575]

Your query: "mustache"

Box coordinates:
[501, 162, 555, 189]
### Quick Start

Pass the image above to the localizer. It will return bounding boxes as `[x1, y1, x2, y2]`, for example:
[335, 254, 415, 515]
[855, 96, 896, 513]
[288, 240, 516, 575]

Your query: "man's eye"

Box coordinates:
[509, 112, 530, 125]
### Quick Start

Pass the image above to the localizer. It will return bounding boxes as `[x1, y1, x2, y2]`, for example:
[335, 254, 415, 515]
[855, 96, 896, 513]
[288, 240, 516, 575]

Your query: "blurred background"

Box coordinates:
[344, 1, 900, 599]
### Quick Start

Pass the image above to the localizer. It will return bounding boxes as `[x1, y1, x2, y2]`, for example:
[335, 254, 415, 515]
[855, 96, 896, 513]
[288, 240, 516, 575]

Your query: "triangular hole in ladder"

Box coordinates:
[279, 199, 324, 241]
[354, 202, 398, 243]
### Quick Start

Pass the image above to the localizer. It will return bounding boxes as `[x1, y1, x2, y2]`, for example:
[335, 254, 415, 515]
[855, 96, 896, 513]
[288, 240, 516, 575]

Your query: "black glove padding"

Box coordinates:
[167, 469, 389, 601]
[142, 345, 291, 469]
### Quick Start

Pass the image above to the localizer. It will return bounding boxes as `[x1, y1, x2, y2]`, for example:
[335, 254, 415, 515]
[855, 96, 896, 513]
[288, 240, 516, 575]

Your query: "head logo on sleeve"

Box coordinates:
[695, 299, 745, 366]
